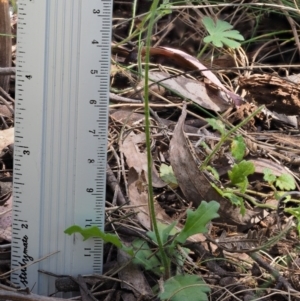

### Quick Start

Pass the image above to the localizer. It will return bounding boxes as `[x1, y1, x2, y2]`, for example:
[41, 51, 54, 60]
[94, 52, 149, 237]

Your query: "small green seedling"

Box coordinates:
[202, 16, 244, 48]
[197, 16, 244, 58]
[160, 163, 178, 188]
[263, 168, 296, 191]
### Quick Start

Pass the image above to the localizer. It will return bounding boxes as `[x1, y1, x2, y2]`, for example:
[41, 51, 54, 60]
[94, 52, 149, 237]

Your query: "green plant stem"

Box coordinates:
[201, 105, 264, 169]
[233, 191, 276, 209]
[129, 0, 138, 36]
[143, 0, 170, 279]
[197, 43, 209, 59]
[241, 30, 292, 45]
[115, 11, 164, 47]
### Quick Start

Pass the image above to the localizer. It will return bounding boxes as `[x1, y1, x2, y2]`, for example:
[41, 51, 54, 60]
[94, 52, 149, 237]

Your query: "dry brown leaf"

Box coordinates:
[143, 46, 243, 106]
[128, 168, 151, 229]
[169, 103, 261, 230]
[120, 132, 171, 229]
[128, 168, 174, 229]
[111, 109, 201, 133]
[117, 249, 153, 298]
[0, 193, 12, 242]
[148, 72, 231, 112]
[119, 132, 166, 188]
[0, 128, 13, 152]
[249, 158, 291, 177]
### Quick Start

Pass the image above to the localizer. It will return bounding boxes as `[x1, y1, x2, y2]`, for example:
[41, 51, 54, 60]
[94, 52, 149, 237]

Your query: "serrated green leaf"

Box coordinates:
[176, 201, 219, 244]
[206, 118, 226, 136]
[160, 164, 178, 188]
[263, 168, 276, 184]
[275, 173, 296, 190]
[204, 36, 241, 48]
[65, 225, 134, 256]
[231, 135, 246, 161]
[236, 177, 249, 194]
[228, 160, 255, 185]
[203, 16, 232, 34]
[159, 275, 210, 301]
[147, 221, 178, 245]
[132, 239, 161, 275]
[211, 184, 246, 215]
[223, 192, 246, 215]
[202, 17, 244, 48]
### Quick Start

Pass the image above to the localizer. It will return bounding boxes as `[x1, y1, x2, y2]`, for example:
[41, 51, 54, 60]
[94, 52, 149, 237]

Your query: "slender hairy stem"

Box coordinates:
[143, 0, 170, 279]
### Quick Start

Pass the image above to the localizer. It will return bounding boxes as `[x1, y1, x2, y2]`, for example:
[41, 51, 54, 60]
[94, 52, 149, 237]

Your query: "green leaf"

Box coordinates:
[202, 16, 244, 48]
[160, 164, 178, 188]
[159, 2, 172, 15]
[211, 184, 245, 214]
[159, 275, 210, 301]
[132, 239, 161, 275]
[236, 177, 249, 194]
[275, 173, 296, 191]
[176, 201, 219, 244]
[263, 168, 276, 184]
[285, 206, 300, 220]
[223, 192, 246, 215]
[205, 166, 220, 181]
[284, 206, 300, 233]
[65, 225, 134, 256]
[206, 118, 226, 136]
[173, 247, 190, 267]
[147, 221, 178, 245]
[231, 135, 246, 161]
[211, 182, 223, 195]
[228, 160, 255, 186]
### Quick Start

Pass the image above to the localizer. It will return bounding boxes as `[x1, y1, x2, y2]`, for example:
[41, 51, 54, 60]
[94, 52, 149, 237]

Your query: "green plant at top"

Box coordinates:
[197, 16, 244, 58]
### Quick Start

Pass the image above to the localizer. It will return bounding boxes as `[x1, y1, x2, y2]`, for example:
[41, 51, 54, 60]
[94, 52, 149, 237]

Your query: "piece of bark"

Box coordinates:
[0, 0, 12, 92]
[239, 74, 300, 115]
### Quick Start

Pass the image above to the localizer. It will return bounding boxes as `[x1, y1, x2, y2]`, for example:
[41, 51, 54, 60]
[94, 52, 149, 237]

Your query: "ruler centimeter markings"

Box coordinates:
[12, 0, 112, 295]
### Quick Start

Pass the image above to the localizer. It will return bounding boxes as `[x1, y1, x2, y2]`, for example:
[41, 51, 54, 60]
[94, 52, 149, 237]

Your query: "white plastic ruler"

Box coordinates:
[12, 0, 112, 295]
